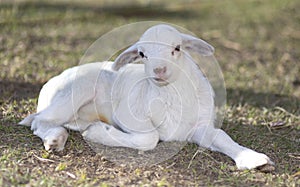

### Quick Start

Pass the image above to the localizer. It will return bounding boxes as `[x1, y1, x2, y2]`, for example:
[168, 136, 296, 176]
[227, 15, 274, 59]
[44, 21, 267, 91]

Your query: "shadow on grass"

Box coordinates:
[0, 80, 42, 101]
[227, 88, 300, 115]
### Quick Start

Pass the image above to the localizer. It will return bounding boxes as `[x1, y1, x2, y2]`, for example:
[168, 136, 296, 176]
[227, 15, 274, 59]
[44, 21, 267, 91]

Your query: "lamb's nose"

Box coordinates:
[153, 66, 167, 75]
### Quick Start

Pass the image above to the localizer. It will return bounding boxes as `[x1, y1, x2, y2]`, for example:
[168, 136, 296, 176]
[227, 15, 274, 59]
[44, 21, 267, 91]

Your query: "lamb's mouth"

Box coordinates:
[153, 77, 166, 82]
[152, 77, 169, 86]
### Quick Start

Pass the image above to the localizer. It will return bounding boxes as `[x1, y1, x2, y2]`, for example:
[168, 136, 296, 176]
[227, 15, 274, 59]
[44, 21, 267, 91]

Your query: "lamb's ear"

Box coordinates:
[112, 44, 141, 71]
[181, 33, 215, 56]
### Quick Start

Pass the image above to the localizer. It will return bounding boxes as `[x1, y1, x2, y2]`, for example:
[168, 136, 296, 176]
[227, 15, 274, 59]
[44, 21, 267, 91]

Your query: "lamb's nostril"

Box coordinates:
[153, 66, 167, 75]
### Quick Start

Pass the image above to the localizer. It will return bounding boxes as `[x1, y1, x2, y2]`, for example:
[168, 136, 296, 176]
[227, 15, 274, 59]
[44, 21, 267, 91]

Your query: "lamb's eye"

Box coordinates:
[139, 51, 145, 58]
[175, 45, 180, 51]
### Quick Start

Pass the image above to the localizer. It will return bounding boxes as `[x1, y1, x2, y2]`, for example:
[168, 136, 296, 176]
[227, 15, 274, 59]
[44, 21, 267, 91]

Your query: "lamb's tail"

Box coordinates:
[19, 113, 37, 126]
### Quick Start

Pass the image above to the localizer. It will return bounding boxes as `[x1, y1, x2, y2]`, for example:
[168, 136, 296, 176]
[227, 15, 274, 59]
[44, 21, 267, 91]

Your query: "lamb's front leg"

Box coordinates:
[82, 121, 159, 151]
[190, 125, 274, 170]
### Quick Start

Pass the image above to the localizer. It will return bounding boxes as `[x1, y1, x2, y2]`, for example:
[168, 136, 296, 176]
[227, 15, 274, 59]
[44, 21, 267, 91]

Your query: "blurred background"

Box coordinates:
[0, 0, 299, 97]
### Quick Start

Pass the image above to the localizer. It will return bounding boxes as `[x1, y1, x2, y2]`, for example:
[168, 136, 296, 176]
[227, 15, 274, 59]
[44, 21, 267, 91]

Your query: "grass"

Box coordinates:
[0, 0, 299, 186]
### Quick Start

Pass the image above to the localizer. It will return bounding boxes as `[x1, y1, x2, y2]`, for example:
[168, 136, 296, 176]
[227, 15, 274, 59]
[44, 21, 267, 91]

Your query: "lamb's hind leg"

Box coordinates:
[19, 113, 69, 151]
[82, 121, 159, 151]
[190, 125, 274, 170]
[21, 104, 73, 151]
[19, 101, 75, 151]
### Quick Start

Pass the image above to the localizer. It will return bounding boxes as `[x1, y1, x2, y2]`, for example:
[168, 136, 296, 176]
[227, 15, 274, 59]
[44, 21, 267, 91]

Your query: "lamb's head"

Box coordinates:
[113, 24, 215, 86]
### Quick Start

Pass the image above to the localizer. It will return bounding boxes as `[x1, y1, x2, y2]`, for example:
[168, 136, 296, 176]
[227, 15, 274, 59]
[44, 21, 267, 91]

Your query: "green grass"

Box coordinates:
[0, 0, 299, 186]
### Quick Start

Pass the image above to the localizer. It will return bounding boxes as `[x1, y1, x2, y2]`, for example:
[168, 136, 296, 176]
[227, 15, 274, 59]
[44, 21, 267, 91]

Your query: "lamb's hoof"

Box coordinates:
[44, 138, 65, 152]
[43, 128, 69, 152]
[82, 123, 113, 145]
[235, 149, 275, 171]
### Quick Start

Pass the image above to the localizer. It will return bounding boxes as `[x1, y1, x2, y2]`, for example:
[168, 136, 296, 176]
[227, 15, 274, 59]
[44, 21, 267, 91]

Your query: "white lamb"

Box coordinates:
[20, 24, 274, 170]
